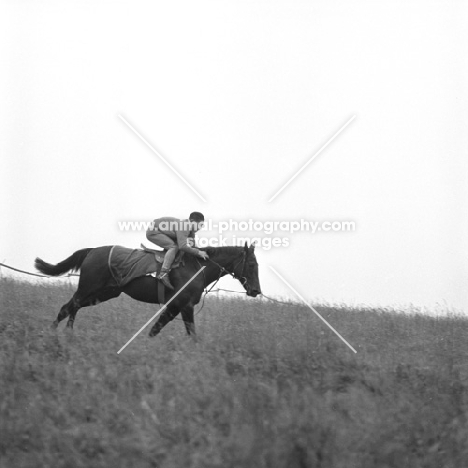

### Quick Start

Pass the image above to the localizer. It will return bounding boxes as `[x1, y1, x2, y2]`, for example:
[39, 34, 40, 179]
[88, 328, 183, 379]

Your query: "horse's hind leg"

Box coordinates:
[52, 296, 80, 329]
[65, 288, 122, 329]
[65, 297, 83, 329]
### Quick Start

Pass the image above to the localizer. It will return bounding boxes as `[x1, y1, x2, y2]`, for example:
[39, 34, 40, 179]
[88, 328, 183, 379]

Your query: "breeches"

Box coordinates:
[146, 231, 178, 271]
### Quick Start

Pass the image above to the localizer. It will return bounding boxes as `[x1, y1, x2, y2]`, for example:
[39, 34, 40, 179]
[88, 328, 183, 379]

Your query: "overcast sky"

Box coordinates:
[1, 1, 467, 312]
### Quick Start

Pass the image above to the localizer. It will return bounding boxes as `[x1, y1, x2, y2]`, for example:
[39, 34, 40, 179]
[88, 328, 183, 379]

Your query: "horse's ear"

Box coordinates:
[244, 242, 249, 253]
[249, 241, 256, 251]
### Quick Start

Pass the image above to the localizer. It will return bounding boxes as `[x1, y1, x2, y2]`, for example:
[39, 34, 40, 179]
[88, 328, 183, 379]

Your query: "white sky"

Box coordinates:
[1, 1, 467, 312]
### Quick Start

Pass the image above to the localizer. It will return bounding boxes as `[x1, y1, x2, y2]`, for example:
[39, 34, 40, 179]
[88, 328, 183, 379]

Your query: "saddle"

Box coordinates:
[139, 244, 185, 304]
[139, 243, 184, 269]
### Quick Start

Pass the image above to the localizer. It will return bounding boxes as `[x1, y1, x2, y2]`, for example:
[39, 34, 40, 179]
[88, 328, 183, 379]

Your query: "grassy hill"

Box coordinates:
[0, 277, 467, 467]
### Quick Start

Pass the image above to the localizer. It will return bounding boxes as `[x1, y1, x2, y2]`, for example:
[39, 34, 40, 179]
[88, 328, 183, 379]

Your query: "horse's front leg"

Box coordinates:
[148, 304, 180, 337]
[181, 304, 196, 338]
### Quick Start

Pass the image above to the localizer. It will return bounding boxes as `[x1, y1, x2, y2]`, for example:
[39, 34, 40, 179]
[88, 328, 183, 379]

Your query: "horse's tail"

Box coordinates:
[35, 248, 93, 276]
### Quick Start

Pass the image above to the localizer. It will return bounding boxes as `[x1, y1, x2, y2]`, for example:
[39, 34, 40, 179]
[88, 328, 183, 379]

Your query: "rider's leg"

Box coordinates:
[161, 246, 177, 272]
[146, 230, 178, 289]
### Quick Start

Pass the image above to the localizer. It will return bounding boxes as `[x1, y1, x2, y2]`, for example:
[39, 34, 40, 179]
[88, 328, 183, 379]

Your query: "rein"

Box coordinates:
[208, 252, 247, 286]
[195, 250, 248, 294]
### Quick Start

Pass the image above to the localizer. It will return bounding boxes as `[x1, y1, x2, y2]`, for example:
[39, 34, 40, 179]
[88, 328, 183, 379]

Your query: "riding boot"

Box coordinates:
[157, 269, 174, 290]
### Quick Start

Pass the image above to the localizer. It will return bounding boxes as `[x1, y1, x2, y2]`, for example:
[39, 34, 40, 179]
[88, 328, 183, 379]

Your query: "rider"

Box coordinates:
[146, 212, 209, 290]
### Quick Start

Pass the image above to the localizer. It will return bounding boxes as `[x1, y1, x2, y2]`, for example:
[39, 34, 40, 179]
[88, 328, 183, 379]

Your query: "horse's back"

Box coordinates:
[82, 245, 115, 267]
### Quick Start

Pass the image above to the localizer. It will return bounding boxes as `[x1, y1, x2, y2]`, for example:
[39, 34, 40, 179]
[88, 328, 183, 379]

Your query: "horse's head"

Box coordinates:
[234, 242, 262, 298]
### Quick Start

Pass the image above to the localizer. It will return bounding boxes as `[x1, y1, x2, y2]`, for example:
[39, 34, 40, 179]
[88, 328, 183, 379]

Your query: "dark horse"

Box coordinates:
[35, 244, 261, 337]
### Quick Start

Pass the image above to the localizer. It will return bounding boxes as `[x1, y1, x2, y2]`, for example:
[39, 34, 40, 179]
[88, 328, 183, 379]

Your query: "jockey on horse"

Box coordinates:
[146, 212, 209, 290]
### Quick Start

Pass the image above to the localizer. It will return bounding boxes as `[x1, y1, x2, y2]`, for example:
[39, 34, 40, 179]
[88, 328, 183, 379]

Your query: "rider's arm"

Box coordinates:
[176, 230, 201, 256]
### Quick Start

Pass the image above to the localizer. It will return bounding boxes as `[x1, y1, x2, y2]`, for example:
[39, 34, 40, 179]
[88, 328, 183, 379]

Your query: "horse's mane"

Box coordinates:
[200, 246, 244, 258]
[202, 246, 244, 257]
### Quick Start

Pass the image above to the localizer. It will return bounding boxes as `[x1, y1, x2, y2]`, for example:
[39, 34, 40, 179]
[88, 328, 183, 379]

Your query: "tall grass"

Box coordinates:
[0, 277, 467, 467]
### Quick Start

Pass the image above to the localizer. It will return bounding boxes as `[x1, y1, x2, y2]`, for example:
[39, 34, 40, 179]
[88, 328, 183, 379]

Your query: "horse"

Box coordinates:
[34, 243, 261, 337]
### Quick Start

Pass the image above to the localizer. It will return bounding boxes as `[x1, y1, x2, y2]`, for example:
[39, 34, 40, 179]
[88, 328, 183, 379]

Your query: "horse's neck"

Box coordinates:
[204, 251, 237, 285]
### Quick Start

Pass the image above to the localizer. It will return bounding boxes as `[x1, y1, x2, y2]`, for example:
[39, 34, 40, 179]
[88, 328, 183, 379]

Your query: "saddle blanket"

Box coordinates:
[108, 245, 183, 287]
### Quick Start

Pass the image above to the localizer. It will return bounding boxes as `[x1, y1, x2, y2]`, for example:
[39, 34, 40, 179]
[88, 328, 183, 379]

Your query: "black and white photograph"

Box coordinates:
[1, 1, 467, 467]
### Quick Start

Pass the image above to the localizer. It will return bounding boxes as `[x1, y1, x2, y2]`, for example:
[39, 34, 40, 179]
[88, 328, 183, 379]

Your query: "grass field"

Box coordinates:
[1, 276, 467, 468]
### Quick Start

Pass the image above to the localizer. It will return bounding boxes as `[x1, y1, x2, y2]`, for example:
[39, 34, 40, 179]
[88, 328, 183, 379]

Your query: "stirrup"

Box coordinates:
[158, 272, 174, 290]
